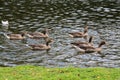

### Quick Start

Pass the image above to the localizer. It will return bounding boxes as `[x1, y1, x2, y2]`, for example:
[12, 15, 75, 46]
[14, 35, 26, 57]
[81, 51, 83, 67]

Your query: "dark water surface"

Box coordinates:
[0, 0, 120, 67]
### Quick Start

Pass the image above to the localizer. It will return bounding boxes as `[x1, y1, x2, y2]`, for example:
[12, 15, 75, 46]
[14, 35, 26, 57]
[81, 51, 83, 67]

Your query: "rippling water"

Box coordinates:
[0, 0, 120, 67]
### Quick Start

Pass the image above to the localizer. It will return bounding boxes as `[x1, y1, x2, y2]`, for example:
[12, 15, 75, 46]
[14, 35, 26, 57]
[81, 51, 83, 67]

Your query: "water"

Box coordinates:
[0, 0, 120, 67]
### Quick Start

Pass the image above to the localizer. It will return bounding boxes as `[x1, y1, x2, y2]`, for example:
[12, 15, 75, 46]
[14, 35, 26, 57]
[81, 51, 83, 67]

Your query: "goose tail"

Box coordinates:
[3, 33, 10, 39]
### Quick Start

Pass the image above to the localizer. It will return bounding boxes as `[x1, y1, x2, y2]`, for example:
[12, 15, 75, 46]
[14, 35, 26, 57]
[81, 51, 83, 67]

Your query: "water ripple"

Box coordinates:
[0, 0, 120, 67]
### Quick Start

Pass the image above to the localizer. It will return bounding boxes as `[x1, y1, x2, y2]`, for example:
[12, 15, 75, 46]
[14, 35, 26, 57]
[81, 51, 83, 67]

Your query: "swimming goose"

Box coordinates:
[26, 29, 49, 39]
[71, 36, 94, 46]
[69, 26, 88, 39]
[3, 32, 27, 40]
[72, 41, 106, 53]
[1, 20, 9, 26]
[28, 38, 53, 51]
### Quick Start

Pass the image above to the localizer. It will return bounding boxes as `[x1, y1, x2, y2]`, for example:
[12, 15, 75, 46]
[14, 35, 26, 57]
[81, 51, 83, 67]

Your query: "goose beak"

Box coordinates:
[105, 42, 109, 47]
[50, 39, 54, 43]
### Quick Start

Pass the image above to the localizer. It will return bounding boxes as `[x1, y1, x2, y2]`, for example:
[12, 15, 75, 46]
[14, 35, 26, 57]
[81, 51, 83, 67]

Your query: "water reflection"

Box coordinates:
[0, 0, 120, 67]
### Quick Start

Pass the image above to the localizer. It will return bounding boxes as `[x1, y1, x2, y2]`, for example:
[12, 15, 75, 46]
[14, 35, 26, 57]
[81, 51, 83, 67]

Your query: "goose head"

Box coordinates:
[98, 41, 106, 48]
[45, 38, 54, 46]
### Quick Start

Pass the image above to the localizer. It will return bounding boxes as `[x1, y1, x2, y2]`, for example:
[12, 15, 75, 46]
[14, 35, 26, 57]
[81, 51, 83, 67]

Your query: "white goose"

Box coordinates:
[1, 20, 9, 27]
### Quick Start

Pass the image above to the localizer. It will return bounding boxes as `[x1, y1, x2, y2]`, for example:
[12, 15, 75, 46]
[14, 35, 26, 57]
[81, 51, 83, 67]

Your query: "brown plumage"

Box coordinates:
[3, 33, 26, 40]
[71, 36, 94, 46]
[72, 41, 106, 53]
[26, 29, 49, 39]
[28, 38, 53, 51]
[69, 26, 88, 39]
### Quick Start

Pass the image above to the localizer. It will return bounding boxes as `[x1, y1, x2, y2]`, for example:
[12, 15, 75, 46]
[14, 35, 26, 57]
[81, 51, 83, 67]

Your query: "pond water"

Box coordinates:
[0, 0, 120, 67]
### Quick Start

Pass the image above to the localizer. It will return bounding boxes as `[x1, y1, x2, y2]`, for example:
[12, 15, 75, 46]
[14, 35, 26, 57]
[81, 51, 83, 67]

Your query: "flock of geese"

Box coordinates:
[1, 20, 106, 53]
[69, 26, 106, 53]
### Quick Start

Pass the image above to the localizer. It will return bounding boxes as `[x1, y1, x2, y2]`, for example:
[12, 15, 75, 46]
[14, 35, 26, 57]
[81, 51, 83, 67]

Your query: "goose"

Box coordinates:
[69, 26, 88, 40]
[28, 38, 53, 51]
[26, 29, 49, 39]
[71, 36, 94, 46]
[3, 32, 27, 40]
[72, 41, 106, 53]
[1, 20, 9, 26]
